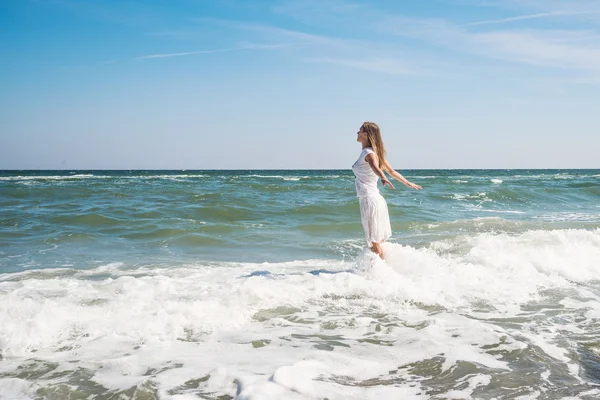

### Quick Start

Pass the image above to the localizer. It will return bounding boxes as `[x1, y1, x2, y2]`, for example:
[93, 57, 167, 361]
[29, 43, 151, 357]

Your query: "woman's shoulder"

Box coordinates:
[362, 147, 375, 155]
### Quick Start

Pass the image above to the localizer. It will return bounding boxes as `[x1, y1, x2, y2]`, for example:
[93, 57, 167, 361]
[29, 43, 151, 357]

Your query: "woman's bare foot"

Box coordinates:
[370, 242, 384, 259]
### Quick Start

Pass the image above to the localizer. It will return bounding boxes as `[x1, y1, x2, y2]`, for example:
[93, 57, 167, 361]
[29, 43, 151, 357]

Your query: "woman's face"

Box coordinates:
[357, 127, 368, 143]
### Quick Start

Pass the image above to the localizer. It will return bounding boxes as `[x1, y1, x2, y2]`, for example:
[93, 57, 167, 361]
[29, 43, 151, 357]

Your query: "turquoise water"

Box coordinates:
[1, 170, 600, 399]
[1, 169, 599, 272]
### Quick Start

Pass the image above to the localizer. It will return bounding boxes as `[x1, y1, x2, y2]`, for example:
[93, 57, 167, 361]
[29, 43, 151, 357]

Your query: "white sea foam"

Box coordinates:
[0, 174, 208, 182]
[487, 173, 599, 181]
[1, 229, 600, 398]
[534, 212, 600, 222]
[245, 175, 311, 180]
[474, 209, 526, 214]
[553, 173, 576, 180]
[0, 378, 31, 400]
[490, 179, 503, 184]
[0, 174, 103, 181]
[451, 192, 488, 201]
[133, 174, 207, 180]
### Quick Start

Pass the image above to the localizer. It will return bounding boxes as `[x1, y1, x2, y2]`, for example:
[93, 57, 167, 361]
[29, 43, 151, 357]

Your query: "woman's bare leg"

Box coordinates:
[370, 242, 384, 259]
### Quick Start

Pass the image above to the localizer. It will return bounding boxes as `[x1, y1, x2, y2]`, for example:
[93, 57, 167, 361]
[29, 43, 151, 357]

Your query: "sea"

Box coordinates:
[1, 169, 599, 400]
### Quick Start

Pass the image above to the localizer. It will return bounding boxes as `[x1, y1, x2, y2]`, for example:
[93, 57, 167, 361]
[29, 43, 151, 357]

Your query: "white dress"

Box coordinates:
[352, 147, 392, 246]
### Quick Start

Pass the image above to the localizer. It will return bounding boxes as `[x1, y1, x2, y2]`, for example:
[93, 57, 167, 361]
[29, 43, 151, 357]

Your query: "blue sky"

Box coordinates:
[1, 0, 599, 169]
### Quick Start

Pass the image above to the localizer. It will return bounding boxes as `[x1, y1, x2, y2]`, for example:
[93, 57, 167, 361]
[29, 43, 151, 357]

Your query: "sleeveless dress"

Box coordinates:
[351, 147, 392, 246]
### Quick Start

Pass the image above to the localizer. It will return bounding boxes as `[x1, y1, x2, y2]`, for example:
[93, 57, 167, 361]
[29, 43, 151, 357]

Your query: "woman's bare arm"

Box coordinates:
[365, 153, 395, 189]
[384, 159, 422, 190]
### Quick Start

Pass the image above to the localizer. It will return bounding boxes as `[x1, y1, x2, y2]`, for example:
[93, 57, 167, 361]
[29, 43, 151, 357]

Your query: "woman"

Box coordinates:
[352, 122, 422, 259]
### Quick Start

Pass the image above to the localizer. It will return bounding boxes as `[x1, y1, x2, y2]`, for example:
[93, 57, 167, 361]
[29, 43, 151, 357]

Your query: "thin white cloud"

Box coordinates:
[469, 29, 600, 70]
[267, 0, 600, 76]
[449, 0, 600, 14]
[194, 7, 600, 77]
[239, 43, 292, 51]
[310, 57, 417, 75]
[194, 17, 354, 49]
[136, 43, 289, 60]
[195, 18, 436, 75]
[382, 14, 600, 73]
[462, 10, 600, 26]
[137, 47, 242, 59]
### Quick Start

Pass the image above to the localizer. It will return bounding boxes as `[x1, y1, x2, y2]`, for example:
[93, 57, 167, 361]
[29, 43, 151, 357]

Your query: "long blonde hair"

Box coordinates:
[361, 121, 387, 171]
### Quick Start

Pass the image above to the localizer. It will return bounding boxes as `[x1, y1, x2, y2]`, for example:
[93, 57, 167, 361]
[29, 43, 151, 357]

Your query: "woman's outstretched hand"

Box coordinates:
[382, 178, 395, 189]
[406, 182, 422, 190]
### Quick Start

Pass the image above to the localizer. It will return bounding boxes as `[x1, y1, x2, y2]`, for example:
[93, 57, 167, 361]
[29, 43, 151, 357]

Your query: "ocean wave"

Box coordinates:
[3, 228, 599, 319]
[48, 213, 125, 227]
[482, 173, 594, 181]
[0, 174, 104, 181]
[244, 174, 312, 180]
[451, 192, 488, 201]
[128, 174, 207, 179]
[533, 212, 600, 222]
[440, 174, 595, 183]
[474, 209, 527, 214]
[0, 174, 208, 181]
[2, 229, 600, 398]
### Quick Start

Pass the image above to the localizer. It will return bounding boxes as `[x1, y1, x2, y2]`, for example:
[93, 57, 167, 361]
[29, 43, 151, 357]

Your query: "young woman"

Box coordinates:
[352, 122, 422, 259]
